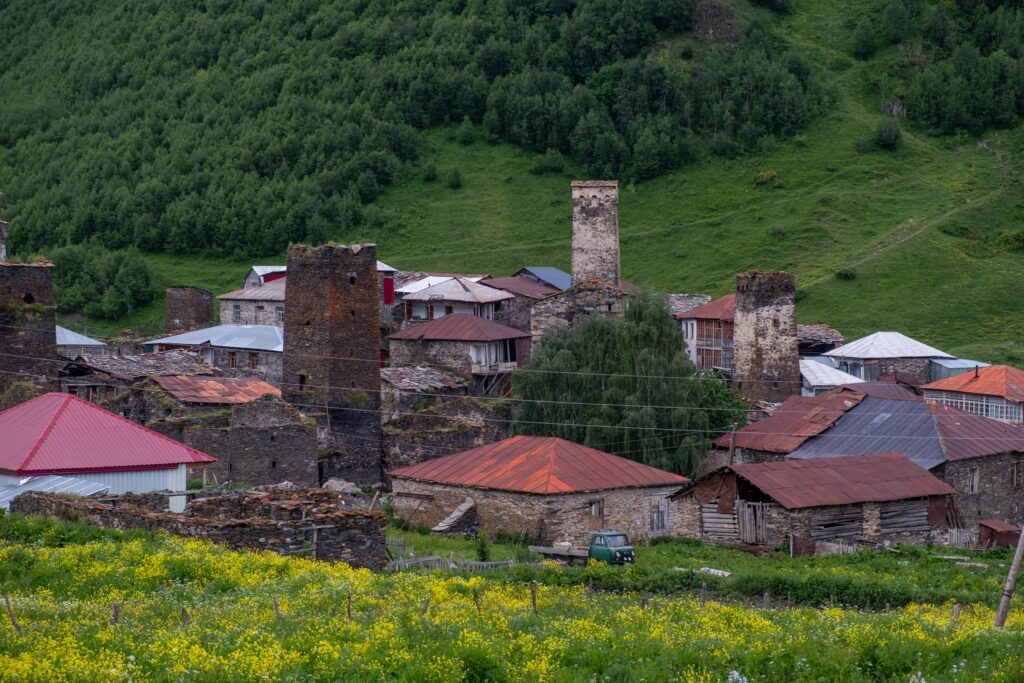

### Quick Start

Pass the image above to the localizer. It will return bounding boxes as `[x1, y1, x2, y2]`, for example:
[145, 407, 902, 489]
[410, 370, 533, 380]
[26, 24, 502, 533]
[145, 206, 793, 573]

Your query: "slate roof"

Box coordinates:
[676, 294, 735, 321]
[800, 359, 864, 388]
[668, 294, 712, 317]
[797, 324, 845, 347]
[219, 277, 287, 301]
[403, 277, 514, 304]
[147, 325, 284, 352]
[514, 267, 572, 291]
[389, 314, 530, 342]
[726, 453, 955, 509]
[824, 381, 921, 401]
[380, 366, 468, 392]
[56, 325, 105, 347]
[153, 376, 281, 404]
[482, 276, 560, 300]
[0, 393, 215, 475]
[388, 435, 687, 494]
[824, 331, 952, 360]
[75, 350, 218, 381]
[922, 365, 1024, 404]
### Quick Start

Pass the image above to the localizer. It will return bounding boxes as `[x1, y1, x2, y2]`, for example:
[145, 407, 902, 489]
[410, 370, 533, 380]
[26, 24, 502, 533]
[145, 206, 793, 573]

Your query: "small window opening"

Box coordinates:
[298, 374, 307, 389]
[271, 460, 277, 469]
[23, 293, 34, 304]
[348, 272, 357, 284]
[351, 309, 356, 316]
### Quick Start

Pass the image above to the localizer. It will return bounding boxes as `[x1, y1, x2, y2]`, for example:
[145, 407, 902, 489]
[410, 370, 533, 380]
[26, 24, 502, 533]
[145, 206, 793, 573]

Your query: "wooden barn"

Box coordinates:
[671, 453, 957, 549]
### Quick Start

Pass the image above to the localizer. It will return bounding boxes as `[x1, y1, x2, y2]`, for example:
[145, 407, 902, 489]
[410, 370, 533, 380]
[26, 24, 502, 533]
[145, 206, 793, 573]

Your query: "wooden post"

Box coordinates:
[949, 604, 961, 626]
[3, 595, 21, 635]
[727, 423, 737, 465]
[531, 584, 538, 615]
[699, 582, 707, 607]
[762, 591, 770, 609]
[273, 596, 282, 620]
[347, 590, 353, 621]
[472, 588, 481, 615]
[180, 607, 190, 627]
[640, 596, 649, 610]
[995, 526, 1024, 628]
[367, 490, 380, 512]
[420, 596, 430, 616]
[110, 602, 122, 626]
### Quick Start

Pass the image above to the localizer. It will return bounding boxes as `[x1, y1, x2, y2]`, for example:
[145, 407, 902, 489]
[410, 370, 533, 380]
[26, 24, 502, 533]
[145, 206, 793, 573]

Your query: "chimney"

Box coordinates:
[570, 180, 620, 286]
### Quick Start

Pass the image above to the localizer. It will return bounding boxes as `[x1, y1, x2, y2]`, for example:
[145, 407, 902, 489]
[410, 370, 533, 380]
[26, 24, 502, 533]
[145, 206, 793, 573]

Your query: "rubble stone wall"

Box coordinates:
[936, 453, 1024, 528]
[389, 339, 472, 376]
[731, 271, 800, 404]
[219, 299, 283, 327]
[165, 287, 214, 334]
[528, 282, 625, 343]
[208, 347, 283, 386]
[571, 180, 620, 286]
[382, 398, 506, 472]
[0, 262, 57, 394]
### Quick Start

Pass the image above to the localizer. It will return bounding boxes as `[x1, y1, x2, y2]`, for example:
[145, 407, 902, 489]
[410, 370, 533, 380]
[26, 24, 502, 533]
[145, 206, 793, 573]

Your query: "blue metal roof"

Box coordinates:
[0, 475, 109, 511]
[55, 325, 104, 347]
[146, 324, 283, 352]
[515, 267, 571, 291]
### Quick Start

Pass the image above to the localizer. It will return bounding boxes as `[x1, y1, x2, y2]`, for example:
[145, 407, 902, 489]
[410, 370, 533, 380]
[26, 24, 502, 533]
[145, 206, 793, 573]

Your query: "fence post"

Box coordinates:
[531, 584, 538, 615]
[762, 591, 770, 609]
[110, 602, 122, 626]
[472, 588, 481, 615]
[949, 604, 961, 626]
[699, 582, 707, 607]
[273, 596, 282, 620]
[180, 607, 191, 627]
[420, 596, 430, 616]
[347, 590, 353, 621]
[3, 595, 21, 635]
[995, 526, 1024, 628]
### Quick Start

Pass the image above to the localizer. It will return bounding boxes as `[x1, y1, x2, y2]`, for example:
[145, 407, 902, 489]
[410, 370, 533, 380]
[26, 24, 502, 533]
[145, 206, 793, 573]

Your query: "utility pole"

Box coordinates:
[995, 526, 1024, 628]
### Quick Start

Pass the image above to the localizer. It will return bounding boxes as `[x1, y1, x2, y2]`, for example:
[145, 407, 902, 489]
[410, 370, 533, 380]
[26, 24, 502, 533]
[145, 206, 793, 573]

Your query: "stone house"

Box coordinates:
[388, 435, 687, 544]
[922, 365, 1024, 424]
[677, 294, 735, 371]
[218, 277, 287, 326]
[480, 275, 559, 332]
[823, 331, 953, 385]
[381, 396, 506, 473]
[146, 324, 284, 386]
[61, 350, 218, 403]
[56, 325, 107, 359]
[389, 314, 531, 395]
[671, 453, 957, 549]
[380, 365, 469, 422]
[165, 286, 214, 334]
[401, 277, 514, 323]
[111, 374, 281, 424]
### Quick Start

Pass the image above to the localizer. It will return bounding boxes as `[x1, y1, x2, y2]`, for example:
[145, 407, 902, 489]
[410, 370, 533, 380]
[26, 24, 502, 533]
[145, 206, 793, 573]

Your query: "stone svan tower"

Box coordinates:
[0, 219, 8, 262]
[0, 261, 58, 395]
[283, 243, 382, 484]
[571, 180, 620, 286]
[165, 286, 214, 334]
[731, 271, 799, 404]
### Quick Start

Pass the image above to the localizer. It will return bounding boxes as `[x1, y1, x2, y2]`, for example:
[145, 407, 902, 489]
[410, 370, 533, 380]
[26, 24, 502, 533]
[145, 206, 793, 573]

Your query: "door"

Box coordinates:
[737, 501, 769, 544]
[588, 500, 605, 530]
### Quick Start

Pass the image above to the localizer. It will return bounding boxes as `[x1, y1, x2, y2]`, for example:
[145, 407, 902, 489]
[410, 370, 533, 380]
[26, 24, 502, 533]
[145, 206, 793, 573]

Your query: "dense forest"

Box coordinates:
[0, 0, 828, 258]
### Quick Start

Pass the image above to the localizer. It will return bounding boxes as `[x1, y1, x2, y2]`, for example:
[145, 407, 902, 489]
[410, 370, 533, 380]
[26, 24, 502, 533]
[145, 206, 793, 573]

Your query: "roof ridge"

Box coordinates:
[21, 394, 73, 471]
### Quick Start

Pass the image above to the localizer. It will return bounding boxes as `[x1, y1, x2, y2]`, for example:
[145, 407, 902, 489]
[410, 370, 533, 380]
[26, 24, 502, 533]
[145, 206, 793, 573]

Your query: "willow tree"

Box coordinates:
[512, 292, 746, 476]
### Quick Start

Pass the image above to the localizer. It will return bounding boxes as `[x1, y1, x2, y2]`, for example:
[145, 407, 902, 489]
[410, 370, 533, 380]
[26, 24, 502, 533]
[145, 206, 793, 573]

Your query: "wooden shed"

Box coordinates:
[978, 519, 1021, 549]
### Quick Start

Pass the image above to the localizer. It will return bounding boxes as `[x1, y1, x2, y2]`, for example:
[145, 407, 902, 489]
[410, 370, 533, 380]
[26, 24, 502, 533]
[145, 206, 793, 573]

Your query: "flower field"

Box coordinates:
[1, 519, 1022, 682]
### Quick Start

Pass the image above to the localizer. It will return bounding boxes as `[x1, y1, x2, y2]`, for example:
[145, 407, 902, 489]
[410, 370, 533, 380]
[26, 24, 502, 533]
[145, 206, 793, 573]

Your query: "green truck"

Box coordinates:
[529, 531, 635, 565]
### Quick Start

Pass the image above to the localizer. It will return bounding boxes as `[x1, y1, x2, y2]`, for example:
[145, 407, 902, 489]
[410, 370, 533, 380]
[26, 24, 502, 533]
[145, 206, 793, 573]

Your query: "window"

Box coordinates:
[275, 307, 284, 324]
[967, 466, 980, 494]
[1012, 462, 1023, 489]
[256, 305, 264, 312]
[348, 272, 357, 284]
[249, 353, 259, 370]
[649, 498, 667, 532]
[444, 305, 453, 316]
[228, 352, 238, 369]
[232, 304, 241, 323]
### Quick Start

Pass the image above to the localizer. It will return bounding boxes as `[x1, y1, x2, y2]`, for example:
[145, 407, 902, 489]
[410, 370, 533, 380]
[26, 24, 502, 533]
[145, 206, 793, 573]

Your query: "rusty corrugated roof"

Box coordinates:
[922, 365, 1024, 404]
[824, 381, 920, 400]
[153, 375, 281, 404]
[930, 401, 1024, 461]
[728, 453, 955, 509]
[389, 314, 530, 342]
[388, 435, 687, 494]
[712, 389, 866, 453]
[482, 276, 560, 300]
[979, 519, 1020, 533]
[676, 293, 735, 321]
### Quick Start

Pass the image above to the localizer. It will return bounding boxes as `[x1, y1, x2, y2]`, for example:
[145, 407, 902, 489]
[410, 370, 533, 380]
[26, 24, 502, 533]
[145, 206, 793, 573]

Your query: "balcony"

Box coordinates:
[471, 361, 518, 375]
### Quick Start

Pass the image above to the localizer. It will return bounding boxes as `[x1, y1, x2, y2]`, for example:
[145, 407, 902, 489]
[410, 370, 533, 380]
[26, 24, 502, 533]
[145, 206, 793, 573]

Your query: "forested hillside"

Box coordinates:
[1, 0, 1022, 360]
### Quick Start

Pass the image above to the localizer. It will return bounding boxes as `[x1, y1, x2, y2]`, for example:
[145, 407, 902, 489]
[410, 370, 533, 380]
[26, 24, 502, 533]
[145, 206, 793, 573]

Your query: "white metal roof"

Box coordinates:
[55, 325, 105, 347]
[800, 358, 864, 388]
[249, 261, 396, 276]
[0, 475, 109, 511]
[402, 277, 514, 304]
[147, 324, 284, 352]
[823, 331, 953, 360]
[396, 275, 485, 295]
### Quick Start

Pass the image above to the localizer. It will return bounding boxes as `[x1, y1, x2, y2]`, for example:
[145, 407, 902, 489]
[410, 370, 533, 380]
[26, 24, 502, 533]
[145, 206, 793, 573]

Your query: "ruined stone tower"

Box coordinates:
[731, 271, 800, 404]
[0, 261, 58, 396]
[0, 219, 9, 262]
[571, 180, 620, 286]
[165, 286, 214, 334]
[282, 243, 382, 484]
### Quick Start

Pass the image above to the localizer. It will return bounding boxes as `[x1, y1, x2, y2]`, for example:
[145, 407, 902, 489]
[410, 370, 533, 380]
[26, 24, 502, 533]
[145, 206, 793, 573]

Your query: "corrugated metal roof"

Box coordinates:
[979, 519, 1020, 533]
[0, 475, 110, 511]
[403, 277, 514, 304]
[0, 393, 215, 475]
[388, 435, 687, 494]
[55, 325, 105, 347]
[824, 381, 920, 401]
[75, 350, 218, 381]
[922, 365, 1024, 404]
[930, 401, 1024, 461]
[824, 331, 953, 360]
[676, 294, 735, 321]
[713, 389, 866, 453]
[219, 277, 287, 302]
[800, 359, 863, 388]
[728, 453, 955, 509]
[153, 376, 281, 404]
[395, 274, 487, 294]
[932, 358, 991, 370]
[147, 324, 283, 352]
[515, 267, 571, 291]
[482, 276, 560, 300]
[389, 314, 531, 342]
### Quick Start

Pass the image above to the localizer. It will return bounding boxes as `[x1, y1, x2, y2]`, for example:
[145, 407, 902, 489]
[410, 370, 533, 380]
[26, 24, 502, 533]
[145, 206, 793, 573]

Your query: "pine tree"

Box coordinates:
[854, 19, 876, 60]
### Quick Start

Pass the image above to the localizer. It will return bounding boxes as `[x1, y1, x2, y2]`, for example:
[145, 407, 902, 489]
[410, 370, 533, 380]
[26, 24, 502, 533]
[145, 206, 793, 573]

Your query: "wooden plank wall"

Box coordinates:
[880, 499, 930, 533]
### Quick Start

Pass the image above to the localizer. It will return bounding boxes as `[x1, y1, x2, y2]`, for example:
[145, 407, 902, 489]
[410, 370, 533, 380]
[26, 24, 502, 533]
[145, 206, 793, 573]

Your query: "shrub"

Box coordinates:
[456, 116, 475, 145]
[529, 148, 565, 175]
[768, 225, 786, 239]
[835, 269, 857, 280]
[474, 532, 491, 562]
[422, 164, 438, 182]
[872, 118, 902, 150]
[853, 19, 876, 59]
[446, 169, 463, 189]
[754, 170, 778, 187]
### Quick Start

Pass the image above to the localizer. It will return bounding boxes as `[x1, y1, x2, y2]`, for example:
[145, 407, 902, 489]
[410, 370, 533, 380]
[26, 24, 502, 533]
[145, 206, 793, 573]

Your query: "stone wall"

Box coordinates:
[697, 447, 785, 477]
[382, 397, 507, 472]
[936, 452, 1024, 527]
[571, 180, 620, 286]
[529, 281, 626, 342]
[219, 299, 284, 327]
[165, 287, 214, 334]
[494, 293, 534, 333]
[391, 479, 681, 545]
[10, 488, 386, 568]
[283, 243, 382, 485]
[871, 357, 932, 384]
[0, 262, 57, 394]
[208, 347, 283, 386]
[731, 271, 799, 404]
[390, 338, 473, 376]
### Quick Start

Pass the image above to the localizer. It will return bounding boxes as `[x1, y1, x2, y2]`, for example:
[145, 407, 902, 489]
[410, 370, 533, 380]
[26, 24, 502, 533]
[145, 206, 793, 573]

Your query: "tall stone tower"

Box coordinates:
[571, 180, 620, 286]
[165, 286, 214, 333]
[731, 271, 800, 404]
[282, 243, 382, 484]
[0, 261, 58, 396]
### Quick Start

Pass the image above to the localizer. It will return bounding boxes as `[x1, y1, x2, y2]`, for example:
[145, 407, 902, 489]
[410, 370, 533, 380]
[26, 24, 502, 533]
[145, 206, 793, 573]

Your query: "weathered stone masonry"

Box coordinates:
[0, 262, 58, 394]
[571, 180, 620, 286]
[11, 488, 387, 569]
[165, 286, 214, 334]
[731, 271, 800, 404]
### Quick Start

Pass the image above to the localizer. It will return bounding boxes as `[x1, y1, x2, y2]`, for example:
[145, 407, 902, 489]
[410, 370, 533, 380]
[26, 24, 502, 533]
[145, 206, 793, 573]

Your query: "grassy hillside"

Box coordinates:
[44, 0, 1024, 361]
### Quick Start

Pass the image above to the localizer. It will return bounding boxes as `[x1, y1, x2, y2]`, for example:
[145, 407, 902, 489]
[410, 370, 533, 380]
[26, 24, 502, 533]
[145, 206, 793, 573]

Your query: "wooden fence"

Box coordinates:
[384, 556, 519, 572]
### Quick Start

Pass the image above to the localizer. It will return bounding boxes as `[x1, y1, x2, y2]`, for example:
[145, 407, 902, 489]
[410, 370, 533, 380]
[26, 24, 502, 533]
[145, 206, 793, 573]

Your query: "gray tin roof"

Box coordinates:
[0, 475, 110, 511]
[147, 324, 284, 352]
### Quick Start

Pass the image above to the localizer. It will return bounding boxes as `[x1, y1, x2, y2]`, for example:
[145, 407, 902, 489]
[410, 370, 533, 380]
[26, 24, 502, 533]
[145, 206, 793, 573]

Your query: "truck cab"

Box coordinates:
[588, 531, 635, 564]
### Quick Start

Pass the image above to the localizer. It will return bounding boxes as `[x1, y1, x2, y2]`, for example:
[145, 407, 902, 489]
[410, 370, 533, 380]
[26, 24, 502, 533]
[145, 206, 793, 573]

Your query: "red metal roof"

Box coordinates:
[153, 375, 281, 404]
[978, 519, 1021, 533]
[389, 314, 531, 342]
[713, 389, 866, 453]
[922, 365, 1024, 404]
[481, 276, 559, 300]
[388, 435, 687, 494]
[729, 453, 955, 509]
[676, 294, 735, 321]
[0, 393, 216, 476]
[929, 402, 1024, 461]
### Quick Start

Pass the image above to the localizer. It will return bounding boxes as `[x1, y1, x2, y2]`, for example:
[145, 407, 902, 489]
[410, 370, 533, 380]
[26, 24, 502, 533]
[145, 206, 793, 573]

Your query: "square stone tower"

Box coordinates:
[283, 243, 382, 484]
[731, 271, 800, 404]
[571, 180, 620, 286]
[0, 261, 58, 395]
[165, 286, 214, 334]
